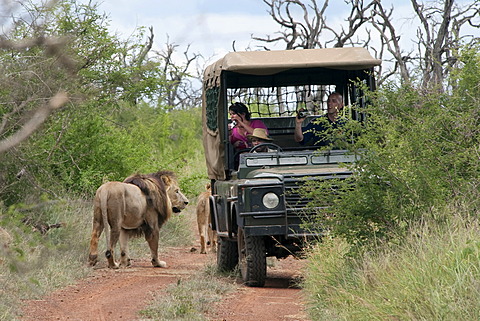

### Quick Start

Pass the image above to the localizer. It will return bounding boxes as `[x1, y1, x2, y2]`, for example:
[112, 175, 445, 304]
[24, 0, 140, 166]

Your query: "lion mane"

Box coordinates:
[123, 170, 175, 229]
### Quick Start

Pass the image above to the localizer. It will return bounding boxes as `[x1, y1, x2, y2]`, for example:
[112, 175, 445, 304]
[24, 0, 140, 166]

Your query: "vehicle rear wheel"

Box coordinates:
[238, 227, 266, 287]
[217, 236, 238, 272]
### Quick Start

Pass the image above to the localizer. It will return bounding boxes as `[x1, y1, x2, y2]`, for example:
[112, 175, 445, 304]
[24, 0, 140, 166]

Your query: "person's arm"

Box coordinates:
[239, 119, 266, 135]
[230, 128, 248, 149]
[294, 117, 305, 143]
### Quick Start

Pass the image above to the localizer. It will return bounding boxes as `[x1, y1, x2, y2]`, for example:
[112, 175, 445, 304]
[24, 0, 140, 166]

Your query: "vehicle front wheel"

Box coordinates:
[217, 236, 238, 272]
[238, 227, 266, 287]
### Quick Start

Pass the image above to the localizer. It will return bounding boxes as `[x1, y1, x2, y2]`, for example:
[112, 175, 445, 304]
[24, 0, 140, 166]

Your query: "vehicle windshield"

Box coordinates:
[228, 84, 340, 119]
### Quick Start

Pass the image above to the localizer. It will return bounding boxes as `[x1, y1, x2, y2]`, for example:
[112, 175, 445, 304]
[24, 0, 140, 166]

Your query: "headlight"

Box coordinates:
[262, 192, 279, 209]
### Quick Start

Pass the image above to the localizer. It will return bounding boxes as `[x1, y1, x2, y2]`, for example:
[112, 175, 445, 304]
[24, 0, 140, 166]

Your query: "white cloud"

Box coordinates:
[99, 9, 279, 59]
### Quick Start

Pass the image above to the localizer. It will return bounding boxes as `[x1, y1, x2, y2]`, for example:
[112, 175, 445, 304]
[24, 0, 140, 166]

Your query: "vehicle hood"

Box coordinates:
[246, 164, 352, 180]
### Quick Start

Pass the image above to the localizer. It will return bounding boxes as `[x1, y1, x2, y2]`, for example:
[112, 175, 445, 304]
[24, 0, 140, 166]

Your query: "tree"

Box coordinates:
[0, 0, 203, 204]
[0, 0, 73, 154]
[156, 38, 202, 109]
[255, 0, 374, 49]
[255, 0, 480, 90]
[372, 0, 480, 89]
[302, 45, 480, 247]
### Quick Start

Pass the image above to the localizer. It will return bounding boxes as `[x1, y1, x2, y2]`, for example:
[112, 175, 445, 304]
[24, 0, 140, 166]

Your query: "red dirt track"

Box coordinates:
[21, 245, 309, 321]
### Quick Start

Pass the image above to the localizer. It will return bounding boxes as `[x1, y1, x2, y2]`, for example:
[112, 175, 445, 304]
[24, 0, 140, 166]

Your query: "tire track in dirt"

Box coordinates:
[21, 247, 310, 321]
[20, 246, 210, 321]
[208, 256, 310, 321]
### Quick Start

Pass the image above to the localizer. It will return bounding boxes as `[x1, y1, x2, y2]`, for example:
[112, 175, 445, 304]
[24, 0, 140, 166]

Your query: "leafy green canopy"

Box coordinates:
[0, 0, 204, 205]
[304, 46, 480, 248]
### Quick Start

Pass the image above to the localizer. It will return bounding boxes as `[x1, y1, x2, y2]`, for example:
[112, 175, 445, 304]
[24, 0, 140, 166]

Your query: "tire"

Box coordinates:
[238, 227, 266, 287]
[217, 236, 238, 272]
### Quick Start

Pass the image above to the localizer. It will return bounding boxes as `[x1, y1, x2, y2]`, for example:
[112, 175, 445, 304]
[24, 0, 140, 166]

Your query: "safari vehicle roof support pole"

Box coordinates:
[221, 73, 231, 179]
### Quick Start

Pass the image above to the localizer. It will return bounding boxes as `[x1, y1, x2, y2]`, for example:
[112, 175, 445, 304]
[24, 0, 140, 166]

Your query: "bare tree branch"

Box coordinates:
[133, 26, 154, 67]
[157, 38, 201, 108]
[370, 1, 411, 84]
[253, 0, 480, 90]
[0, 91, 69, 153]
[255, 0, 374, 50]
[324, 0, 375, 48]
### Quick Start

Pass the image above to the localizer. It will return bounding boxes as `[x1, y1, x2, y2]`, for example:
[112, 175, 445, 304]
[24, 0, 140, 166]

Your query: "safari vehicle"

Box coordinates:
[202, 47, 380, 287]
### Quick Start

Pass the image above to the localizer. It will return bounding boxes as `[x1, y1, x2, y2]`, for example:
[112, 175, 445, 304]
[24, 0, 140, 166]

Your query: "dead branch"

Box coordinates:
[0, 91, 69, 153]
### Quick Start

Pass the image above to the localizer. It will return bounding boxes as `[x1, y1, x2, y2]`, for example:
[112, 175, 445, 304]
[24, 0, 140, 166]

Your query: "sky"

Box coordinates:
[80, 0, 478, 72]
[91, 0, 288, 65]
[88, 0, 410, 67]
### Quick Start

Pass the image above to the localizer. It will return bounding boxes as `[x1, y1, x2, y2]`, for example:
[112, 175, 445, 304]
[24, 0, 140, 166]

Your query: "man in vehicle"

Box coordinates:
[294, 92, 345, 147]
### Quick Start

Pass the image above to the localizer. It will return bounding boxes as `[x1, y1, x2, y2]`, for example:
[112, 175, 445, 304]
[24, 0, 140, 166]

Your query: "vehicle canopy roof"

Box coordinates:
[202, 47, 381, 181]
[203, 47, 381, 89]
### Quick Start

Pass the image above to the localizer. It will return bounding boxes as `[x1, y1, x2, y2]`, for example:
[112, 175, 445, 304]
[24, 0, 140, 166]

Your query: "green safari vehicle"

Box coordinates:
[202, 47, 380, 287]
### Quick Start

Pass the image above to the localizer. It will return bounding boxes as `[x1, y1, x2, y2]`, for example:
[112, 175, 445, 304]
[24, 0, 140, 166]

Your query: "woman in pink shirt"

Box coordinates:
[229, 102, 268, 150]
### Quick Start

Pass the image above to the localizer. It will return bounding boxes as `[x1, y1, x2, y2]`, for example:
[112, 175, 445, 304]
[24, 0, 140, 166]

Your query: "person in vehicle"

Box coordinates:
[247, 128, 275, 152]
[294, 92, 346, 147]
[229, 102, 268, 150]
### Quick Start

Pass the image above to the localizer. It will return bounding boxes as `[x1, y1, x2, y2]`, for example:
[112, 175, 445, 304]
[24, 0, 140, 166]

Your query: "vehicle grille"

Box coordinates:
[283, 172, 351, 215]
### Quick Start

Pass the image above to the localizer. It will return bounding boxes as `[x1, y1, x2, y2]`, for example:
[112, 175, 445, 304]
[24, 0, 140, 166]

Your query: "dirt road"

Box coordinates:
[20, 245, 310, 321]
[207, 255, 309, 321]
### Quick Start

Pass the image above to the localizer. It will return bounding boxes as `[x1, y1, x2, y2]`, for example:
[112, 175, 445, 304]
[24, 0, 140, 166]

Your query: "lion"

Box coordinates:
[88, 170, 189, 268]
[196, 183, 217, 254]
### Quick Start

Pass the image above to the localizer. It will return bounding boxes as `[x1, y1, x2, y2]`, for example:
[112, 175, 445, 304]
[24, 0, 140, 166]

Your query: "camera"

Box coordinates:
[229, 120, 237, 130]
[297, 110, 309, 119]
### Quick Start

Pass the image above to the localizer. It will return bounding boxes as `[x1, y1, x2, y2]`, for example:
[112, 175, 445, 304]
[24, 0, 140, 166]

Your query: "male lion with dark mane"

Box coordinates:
[88, 170, 189, 268]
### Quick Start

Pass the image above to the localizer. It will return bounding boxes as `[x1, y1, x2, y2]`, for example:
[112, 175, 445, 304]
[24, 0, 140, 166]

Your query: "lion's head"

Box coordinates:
[160, 173, 189, 213]
[147, 171, 189, 213]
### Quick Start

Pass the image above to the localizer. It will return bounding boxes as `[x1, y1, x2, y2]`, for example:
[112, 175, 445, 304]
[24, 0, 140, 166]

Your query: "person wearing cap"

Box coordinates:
[247, 128, 275, 152]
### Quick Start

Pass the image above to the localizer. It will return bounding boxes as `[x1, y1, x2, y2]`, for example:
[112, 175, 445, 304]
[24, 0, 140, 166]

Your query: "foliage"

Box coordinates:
[302, 46, 480, 248]
[303, 208, 480, 321]
[47, 1, 167, 104]
[0, 1, 206, 205]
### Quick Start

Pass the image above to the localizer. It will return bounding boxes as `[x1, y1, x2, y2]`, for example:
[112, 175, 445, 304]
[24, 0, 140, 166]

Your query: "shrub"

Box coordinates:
[304, 75, 480, 248]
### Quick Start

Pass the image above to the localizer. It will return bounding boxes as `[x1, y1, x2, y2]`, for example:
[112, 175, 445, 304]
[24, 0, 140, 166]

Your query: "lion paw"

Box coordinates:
[88, 254, 98, 266]
[152, 259, 167, 268]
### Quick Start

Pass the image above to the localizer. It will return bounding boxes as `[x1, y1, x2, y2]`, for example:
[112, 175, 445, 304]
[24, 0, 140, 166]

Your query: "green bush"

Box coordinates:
[0, 1, 207, 205]
[302, 44, 480, 321]
[303, 50, 480, 247]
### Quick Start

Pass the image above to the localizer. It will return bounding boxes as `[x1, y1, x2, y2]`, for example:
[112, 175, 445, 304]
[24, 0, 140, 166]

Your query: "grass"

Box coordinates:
[0, 199, 94, 320]
[139, 263, 237, 320]
[0, 183, 205, 320]
[303, 206, 480, 321]
[4, 189, 480, 321]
